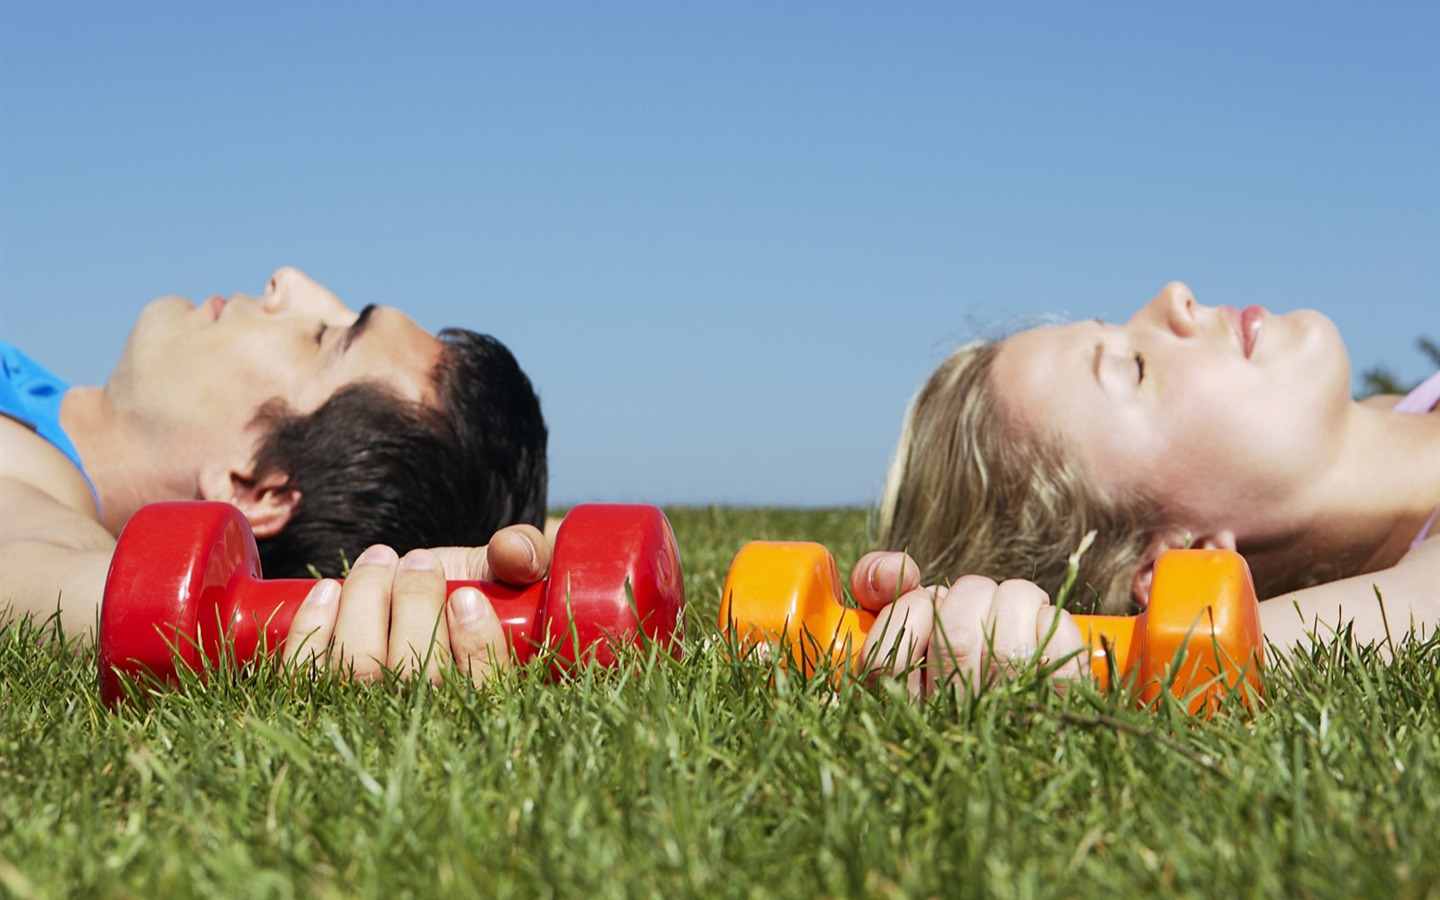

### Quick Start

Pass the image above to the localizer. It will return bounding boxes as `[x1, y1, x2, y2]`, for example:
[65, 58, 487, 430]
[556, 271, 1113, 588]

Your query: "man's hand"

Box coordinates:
[848, 550, 1087, 697]
[282, 523, 552, 687]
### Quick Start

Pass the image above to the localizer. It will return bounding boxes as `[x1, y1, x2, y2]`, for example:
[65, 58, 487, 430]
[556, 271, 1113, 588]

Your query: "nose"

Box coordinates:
[1134, 281, 1198, 338]
[262, 267, 354, 321]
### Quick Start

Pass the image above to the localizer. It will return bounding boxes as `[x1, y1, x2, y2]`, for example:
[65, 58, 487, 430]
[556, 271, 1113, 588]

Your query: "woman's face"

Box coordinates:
[992, 282, 1352, 533]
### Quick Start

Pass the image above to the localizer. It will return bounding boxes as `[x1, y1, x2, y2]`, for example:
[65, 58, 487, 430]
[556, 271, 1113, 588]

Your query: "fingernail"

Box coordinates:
[503, 530, 538, 569]
[354, 545, 397, 567]
[400, 549, 437, 571]
[451, 587, 487, 623]
[309, 580, 340, 607]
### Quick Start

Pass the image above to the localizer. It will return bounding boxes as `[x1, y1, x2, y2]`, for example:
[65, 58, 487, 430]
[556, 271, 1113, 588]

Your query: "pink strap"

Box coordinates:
[1393, 369, 1440, 414]
[1397, 370, 1440, 546]
[1416, 510, 1439, 548]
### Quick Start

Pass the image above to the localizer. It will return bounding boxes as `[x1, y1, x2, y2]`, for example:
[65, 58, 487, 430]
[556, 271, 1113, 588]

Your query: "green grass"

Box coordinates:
[2, 507, 1437, 898]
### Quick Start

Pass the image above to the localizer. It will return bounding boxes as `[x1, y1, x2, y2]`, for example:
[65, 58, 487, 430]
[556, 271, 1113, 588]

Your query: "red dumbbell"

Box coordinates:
[99, 502, 685, 704]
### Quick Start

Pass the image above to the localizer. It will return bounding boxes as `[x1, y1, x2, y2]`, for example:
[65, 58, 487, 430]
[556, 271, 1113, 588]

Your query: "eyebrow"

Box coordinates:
[343, 304, 377, 352]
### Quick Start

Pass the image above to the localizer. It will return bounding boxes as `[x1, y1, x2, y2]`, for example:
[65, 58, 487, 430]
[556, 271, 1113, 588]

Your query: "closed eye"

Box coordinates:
[1135, 352, 1146, 383]
[314, 323, 327, 345]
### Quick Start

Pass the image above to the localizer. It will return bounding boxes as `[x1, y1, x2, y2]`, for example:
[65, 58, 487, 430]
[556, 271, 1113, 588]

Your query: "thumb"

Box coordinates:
[486, 525, 550, 586]
[850, 551, 925, 612]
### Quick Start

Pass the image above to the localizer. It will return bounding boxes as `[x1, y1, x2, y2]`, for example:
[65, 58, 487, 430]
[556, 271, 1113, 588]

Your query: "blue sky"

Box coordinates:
[3, 2, 1437, 506]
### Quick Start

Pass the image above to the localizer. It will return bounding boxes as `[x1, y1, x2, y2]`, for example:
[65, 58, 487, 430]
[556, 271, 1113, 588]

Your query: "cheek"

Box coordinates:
[1150, 400, 1313, 514]
[1184, 357, 1340, 464]
[1067, 412, 1160, 498]
[197, 339, 306, 416]
[1074, 392, 1242, 512]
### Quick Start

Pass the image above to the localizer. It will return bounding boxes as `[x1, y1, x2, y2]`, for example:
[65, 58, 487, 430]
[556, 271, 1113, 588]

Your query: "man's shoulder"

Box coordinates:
[0, 416, 100, 523]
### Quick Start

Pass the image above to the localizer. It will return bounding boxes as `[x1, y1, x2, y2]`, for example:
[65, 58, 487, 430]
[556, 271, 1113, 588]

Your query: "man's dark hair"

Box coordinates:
[250, 329, 547, 578]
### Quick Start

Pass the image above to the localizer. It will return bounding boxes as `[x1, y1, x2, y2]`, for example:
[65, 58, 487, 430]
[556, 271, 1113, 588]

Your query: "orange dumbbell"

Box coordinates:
[718, 542, 1264, 713]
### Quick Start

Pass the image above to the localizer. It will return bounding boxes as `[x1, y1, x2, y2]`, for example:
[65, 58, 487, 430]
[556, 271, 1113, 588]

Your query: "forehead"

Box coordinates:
[992, 324, 1080, 434]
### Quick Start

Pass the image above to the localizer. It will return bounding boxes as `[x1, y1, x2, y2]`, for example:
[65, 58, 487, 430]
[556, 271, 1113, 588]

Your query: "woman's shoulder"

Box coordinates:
[1360, 393, 1404, 410]
[1358, 370, 1440, 413]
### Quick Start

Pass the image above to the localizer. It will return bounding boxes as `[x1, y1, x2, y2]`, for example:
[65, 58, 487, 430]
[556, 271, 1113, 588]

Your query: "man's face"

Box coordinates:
[108, 267, 446, 466]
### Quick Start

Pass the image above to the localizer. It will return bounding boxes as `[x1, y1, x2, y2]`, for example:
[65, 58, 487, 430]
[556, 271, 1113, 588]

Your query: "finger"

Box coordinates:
[486, 525, 549, 585]
[283, 579, 340, 668]
[330, 544, 399, 682]
[1035, 607, 1089, 685]
[929, 574, 998, 695]
[388, 548, 451, 684]
[860, 585, 942, 698]
[985, 579, 1050, 679]
[431, 545, 493, 581]
[447, 587, 511, 688]
[850, 551, 925, 612]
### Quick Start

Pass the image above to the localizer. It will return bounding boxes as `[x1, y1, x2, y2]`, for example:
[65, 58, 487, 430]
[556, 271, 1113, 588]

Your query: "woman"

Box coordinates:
[847, 282, 1439, 694]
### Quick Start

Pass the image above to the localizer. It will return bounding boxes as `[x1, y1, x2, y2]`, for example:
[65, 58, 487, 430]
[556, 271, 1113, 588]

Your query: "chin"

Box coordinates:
[115, 298, 189, 375]
[1290, 309, 1349, 382]
[149, 294, 195, 313]
[131, 295, 194, 336]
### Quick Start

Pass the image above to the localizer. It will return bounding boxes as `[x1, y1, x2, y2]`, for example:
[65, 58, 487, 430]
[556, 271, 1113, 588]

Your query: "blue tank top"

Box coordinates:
[0, 342, 100, 509]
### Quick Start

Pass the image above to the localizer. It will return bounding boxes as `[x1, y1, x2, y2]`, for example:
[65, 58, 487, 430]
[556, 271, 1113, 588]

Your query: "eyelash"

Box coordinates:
[1134, 352, 1146, 383]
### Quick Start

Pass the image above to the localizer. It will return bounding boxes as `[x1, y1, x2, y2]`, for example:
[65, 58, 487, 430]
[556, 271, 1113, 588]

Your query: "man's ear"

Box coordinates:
[1130, 526, 1238, 608]
[198, 464, 301, 539]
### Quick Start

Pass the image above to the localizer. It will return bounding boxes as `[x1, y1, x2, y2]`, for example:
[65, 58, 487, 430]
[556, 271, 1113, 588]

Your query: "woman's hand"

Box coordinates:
[849, 551, 1087, 697]
[282, 523, 552, 687]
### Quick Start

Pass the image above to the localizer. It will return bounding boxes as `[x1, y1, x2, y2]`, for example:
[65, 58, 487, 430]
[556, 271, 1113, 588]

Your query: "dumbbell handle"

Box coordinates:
[726, 597, 1145, 682]
[720, 592, 1149, 683]
[171, 575, 553, 669]
[1072, 614, 1141, 688]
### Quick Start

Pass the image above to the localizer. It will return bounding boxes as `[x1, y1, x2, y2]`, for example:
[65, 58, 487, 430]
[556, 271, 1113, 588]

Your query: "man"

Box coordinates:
[1, 267, 554, 685]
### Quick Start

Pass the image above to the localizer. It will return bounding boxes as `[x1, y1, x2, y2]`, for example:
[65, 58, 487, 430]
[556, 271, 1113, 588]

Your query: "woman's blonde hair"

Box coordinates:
[877, 339, 1158, 614]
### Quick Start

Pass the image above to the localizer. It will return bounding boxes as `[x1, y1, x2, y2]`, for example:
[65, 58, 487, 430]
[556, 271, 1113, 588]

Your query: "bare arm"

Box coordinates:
[1260, 535, 1440, 653]
[0, 415, 117, 639]
[0, 475, 115, 641]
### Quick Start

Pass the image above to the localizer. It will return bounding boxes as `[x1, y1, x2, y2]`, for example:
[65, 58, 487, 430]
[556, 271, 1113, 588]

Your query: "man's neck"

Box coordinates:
[59, 386, 198, 533]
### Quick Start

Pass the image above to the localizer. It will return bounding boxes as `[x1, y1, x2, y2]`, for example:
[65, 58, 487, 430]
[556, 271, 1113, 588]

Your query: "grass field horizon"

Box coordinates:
[3, 506, 1437, 898]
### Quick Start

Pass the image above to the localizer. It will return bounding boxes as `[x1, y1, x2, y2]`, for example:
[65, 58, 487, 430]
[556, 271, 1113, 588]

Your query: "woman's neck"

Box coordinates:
[1244, 401, 1440, 596]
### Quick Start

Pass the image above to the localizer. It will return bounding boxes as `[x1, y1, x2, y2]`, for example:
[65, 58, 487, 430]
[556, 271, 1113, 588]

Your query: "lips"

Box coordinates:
[1221, 305, 1264, 358]
[1239, 305, 1264, 358]
[206, 295, 227, 321]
